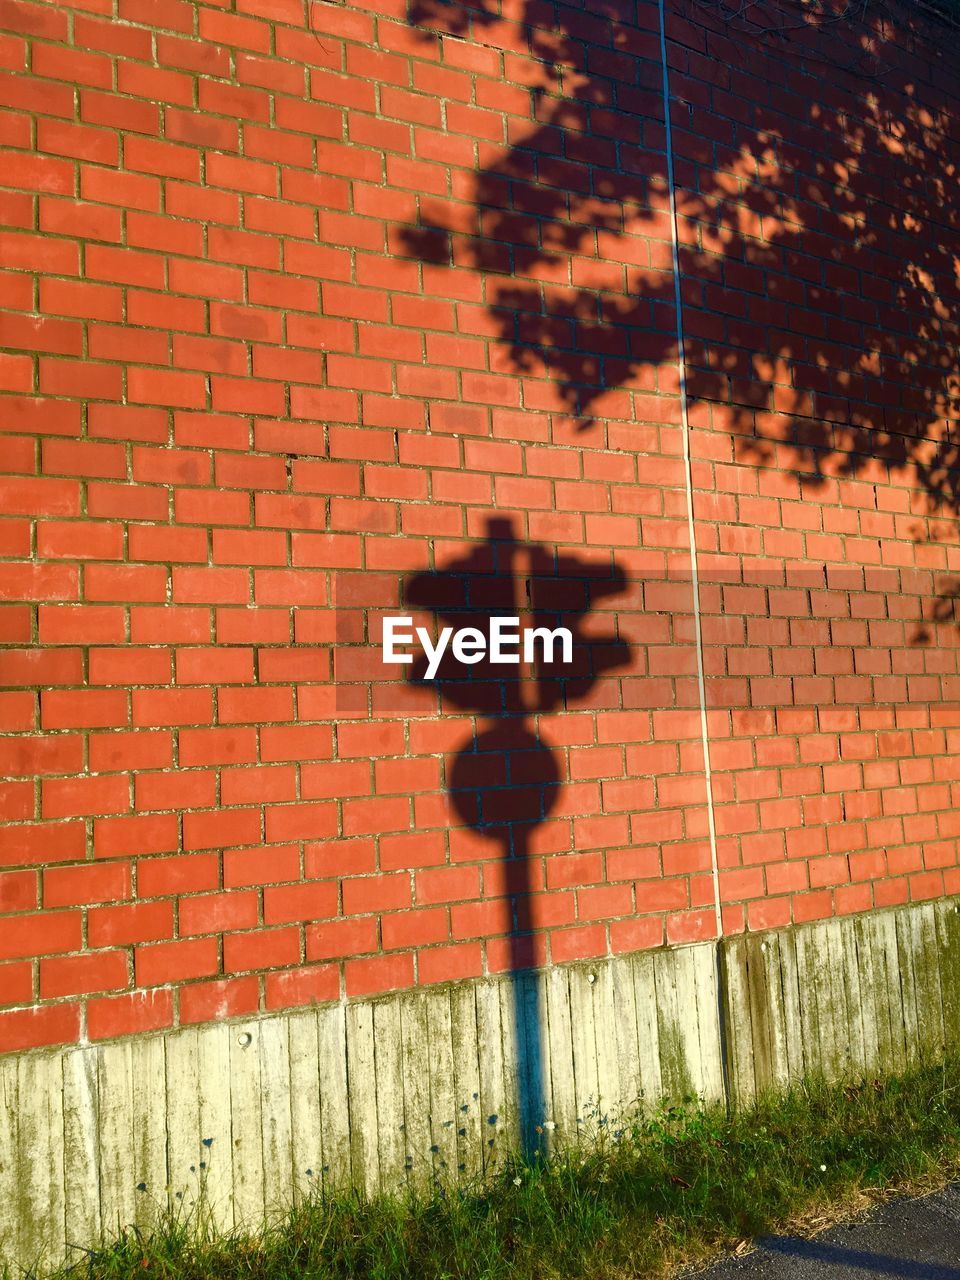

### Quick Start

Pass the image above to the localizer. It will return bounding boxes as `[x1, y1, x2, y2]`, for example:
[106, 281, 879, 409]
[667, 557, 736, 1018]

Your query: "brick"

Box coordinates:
[37, 520, 123, 560]
[88, 484, 168, 522]
[610, 916, 663, 954]
[136, 937, 219, 986]
[342, 872, 411, 915]
[44, 862, 130, 908]
[0, 869, 35, 912]
[133, 605, 211, 642]
[135, 773, 215, 818]
[551, 924, 607, 963]
[0, 912, 81, 960]
[223, 927, 299, 973]
[383, 907, 448, 950]
[0, 1003, 80, 1054]
[138, 853, 219, 897]
[132, 688, 213, 728]
[0, 734, 83, 778]
[226, 843, 300, 888]
[0, 561, 78, 601]
[265, 964, 338, 1010]
[179, 891, 258, 936]
[42, 775, 129, 820]
[419, 941, 482, 986]
[89, 648, 172, 686]
[41, 950, 128, 998]
[87, 988, 173, 1040]
[179, 975, 259, 1025]
[0, 822, 85, 870]
[85, 564, 168, 603]
[0, 961, 34, 1007]
[207, 152, 278, 196]
[42, 690, 128, 730]
[345, 951, 414, 998]
[179, 727, 258, 767]
[306, 917, 377, 961]
[416, 866, 480, 905]
[177, 646, 255, 683]
[184, 807, 261, 851]
[129, 368, 207, 409]
[264, 881, 337, 924]
[265, 803, 337, 843]
[88, 902, 174, 947]
[218, 686, 293, 723]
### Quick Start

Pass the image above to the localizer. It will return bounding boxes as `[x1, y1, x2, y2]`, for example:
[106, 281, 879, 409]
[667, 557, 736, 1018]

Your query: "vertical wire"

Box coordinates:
[656, 0, 723, 942]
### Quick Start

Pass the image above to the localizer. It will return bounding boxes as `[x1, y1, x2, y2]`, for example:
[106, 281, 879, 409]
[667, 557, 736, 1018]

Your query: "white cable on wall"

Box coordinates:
[656, 0, 723, 942]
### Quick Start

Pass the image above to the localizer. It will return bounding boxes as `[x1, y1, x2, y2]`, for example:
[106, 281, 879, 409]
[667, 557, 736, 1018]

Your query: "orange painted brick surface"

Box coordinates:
[1, 0, 959, 1051]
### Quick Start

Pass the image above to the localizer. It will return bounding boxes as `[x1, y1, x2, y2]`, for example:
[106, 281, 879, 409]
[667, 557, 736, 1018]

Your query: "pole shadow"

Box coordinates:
[404, 516, 629, 1160]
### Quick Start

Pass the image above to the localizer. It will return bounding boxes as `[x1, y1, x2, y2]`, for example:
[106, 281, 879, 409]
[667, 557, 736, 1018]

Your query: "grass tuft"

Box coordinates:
[25, 1058, 960, 1280]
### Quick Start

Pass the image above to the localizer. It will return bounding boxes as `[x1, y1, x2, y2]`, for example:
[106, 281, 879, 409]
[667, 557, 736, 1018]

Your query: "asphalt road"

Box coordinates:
[693, 1183, 960, 1279]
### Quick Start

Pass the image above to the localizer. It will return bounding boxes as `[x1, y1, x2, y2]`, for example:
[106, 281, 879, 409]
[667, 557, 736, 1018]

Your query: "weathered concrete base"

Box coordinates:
[2, 898, 959, 1270]
[722, 898, 960, 1104]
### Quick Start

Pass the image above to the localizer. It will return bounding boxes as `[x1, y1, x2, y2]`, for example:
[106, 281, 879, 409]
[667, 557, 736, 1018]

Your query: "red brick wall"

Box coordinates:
[1, 0, 958, 1053]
